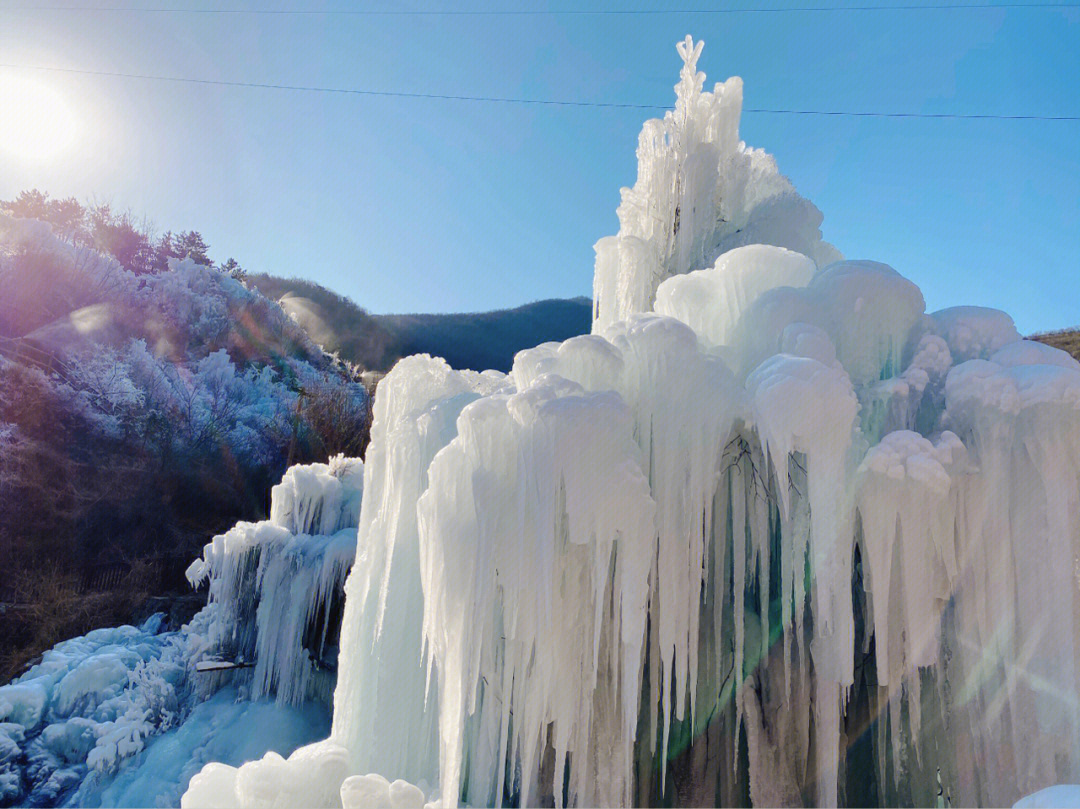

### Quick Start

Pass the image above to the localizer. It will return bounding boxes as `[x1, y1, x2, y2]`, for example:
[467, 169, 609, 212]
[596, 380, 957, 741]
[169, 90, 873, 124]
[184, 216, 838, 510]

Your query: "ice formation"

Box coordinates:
[187, 455, 364, 707]
[591, 37, 840, 333]
[176, 36, 1080, 808]
[0, 458, 363, 806]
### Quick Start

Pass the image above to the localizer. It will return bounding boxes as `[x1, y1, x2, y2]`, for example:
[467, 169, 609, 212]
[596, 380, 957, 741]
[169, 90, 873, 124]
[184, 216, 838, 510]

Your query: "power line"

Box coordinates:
[2, 62, 1078, 121]
[4, 3, 1080, 13]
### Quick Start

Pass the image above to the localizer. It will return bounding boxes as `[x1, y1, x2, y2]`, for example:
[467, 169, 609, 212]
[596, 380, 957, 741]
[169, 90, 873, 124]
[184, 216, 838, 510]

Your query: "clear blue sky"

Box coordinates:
[0, 2, 1077, 334]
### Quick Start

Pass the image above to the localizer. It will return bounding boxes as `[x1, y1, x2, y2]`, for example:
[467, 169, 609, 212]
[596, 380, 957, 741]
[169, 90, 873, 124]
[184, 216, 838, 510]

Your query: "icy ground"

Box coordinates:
[1016, 786, 1080, 808]
[0, 457, 361, 807]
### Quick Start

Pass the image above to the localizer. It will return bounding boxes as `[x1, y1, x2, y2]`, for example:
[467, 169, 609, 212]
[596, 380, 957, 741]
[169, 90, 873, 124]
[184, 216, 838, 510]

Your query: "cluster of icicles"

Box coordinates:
[186, 455, 364, 708]
[185, 37, 1080, 808]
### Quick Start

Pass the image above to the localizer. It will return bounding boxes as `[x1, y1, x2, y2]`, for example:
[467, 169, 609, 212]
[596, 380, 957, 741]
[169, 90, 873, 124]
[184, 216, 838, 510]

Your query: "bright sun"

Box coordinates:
[0, 74, 80, 162]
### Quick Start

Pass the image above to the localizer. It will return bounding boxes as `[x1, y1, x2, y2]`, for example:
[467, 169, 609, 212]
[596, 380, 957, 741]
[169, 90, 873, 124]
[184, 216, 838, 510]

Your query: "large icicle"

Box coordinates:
[418, 373, 657, 808]
[330, 355, 507, 787]
[747, 353, 858, 807]
[941, 342, 1080, 802]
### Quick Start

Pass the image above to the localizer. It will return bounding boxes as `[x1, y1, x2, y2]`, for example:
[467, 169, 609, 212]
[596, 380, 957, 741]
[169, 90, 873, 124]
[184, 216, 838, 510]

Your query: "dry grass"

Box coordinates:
[0, 561, 154, 683]
[1031, 329, 1080, 361]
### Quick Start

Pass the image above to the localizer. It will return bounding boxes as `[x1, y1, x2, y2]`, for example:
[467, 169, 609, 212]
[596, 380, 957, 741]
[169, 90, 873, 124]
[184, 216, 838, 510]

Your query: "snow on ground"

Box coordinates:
[1016, 786, 1080, 808]
[0, 615, 189, 806]
[72, 686, 329, 809]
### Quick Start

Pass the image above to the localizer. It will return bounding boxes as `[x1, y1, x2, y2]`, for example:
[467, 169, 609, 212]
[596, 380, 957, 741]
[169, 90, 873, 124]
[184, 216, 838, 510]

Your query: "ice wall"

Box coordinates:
[184, 36, 1080, 809]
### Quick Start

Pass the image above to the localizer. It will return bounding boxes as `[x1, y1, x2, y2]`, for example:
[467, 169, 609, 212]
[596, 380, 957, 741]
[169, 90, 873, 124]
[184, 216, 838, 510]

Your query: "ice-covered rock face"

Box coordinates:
[177, 36, 1080, 809]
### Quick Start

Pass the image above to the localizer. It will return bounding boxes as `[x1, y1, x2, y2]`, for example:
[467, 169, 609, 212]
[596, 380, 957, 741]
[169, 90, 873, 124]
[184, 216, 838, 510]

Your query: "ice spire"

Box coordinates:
[591, 36, 840, 333]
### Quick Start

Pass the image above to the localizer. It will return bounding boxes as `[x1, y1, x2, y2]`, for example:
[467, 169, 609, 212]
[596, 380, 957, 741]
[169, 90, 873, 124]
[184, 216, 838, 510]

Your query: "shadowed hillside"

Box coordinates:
[375, 298, 593, 374]
[250, 273, 592, 374]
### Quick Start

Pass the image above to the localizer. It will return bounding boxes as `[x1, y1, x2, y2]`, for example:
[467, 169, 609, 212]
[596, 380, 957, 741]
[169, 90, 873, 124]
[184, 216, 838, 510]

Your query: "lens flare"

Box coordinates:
[0, 74, 80, 161]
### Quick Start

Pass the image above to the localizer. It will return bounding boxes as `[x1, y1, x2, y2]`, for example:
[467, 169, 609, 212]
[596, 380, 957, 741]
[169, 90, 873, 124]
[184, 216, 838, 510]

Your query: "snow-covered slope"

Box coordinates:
[181, 36, 1079, 809]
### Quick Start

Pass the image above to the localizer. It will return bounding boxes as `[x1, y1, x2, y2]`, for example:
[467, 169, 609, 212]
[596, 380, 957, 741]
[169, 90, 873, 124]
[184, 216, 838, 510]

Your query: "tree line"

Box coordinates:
[1, 189, 245, 280]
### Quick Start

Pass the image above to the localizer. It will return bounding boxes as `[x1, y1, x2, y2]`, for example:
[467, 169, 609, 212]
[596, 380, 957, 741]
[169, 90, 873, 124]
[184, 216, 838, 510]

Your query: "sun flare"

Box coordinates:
[0, 73, 80, 162]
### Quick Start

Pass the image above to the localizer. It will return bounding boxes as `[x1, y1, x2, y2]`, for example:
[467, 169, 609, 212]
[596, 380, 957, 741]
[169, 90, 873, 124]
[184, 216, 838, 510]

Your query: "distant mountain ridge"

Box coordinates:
[249, 273, 592, 374]
[252, 273, 1080, 373]
[374, 298, 593, 374]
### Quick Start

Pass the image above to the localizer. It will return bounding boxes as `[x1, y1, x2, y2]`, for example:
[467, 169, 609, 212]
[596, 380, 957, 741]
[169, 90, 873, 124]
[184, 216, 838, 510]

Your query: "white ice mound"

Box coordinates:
[340, 773, 426, 809]
[930, 304, 1022, 362]
[181, 740, 354, 809]
[654, 244, 816, 350]
[729, 259, 925, 385]
[182, 693, 429, 809]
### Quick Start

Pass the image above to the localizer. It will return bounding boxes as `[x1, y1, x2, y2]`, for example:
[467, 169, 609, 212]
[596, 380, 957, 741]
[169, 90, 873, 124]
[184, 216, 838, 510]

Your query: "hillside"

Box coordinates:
[244, 274, 402, 372]
[249, 273, 592, 374]
[1031, 328, 1080, 361]
[0, 214, 369, 681]
[374, 298, 593, 374]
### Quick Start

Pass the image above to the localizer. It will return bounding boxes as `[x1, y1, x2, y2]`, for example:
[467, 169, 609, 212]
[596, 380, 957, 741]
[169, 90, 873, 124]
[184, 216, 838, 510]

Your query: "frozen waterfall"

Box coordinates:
[184, 36, 1080, 809]
[186, 454, 364, 708]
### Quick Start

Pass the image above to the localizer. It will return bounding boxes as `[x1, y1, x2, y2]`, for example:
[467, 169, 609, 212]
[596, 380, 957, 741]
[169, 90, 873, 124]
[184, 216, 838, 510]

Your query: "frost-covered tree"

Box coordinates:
[1, 189, 50, 221]
[174, 230, 211, 266]
[220, 257, 246, 281]
[89, 204, 155, 274]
